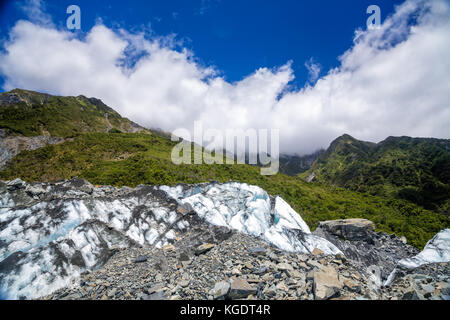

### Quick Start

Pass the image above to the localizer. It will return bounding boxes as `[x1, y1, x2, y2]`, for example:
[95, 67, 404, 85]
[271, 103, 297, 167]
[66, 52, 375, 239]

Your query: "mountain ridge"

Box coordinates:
[303, 133, 450, 215]
[0, 89, 147, 137]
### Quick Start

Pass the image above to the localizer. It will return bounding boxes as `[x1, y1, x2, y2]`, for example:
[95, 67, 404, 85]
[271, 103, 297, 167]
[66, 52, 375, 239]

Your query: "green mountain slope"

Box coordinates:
[302, 134, 450, 214]
[1, 131, 448, 248]
[0, 89, 145, 137]
[0, 90, 448, 248]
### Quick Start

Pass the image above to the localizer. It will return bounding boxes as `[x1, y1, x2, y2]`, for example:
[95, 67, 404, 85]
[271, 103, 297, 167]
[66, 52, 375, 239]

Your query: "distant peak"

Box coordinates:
[336, 133, 356, 141]
[8, 88, 52, 96]
[0, 88, 51, 107]
[328, 134, 357, 148]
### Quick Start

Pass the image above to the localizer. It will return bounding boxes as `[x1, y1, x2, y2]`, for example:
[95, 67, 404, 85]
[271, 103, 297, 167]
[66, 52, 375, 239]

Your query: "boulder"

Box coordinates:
[342, 278, 361, 293]
[25, 184, 46, 196]
[313, 265, 343, 300]
[6, 178, 26, 191]
[228, 277, 257, 299]
[179, 280, 190, 288]
[316, 218, 375, 242]
[162, 244, 176, 252]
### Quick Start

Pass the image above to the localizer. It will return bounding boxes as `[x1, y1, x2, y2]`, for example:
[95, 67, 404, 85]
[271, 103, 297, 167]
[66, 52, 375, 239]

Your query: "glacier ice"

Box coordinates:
[384, 229, 450, 286]
[163, 182, 340, 254]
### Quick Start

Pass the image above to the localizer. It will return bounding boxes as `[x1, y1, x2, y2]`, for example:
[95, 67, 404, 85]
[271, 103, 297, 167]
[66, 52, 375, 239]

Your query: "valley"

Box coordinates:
[0, 89, 449, 300]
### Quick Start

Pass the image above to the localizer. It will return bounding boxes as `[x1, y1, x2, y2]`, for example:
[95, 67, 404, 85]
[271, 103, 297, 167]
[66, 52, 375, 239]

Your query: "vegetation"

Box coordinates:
[302, 134, 450, 215]
[1, 132, 448, 249]
[0, 89, 141, 137]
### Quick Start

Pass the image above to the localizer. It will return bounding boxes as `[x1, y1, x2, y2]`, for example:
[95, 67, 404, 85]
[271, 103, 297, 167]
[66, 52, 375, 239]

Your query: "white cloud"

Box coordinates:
[17, 0, 53, 26]
[305, 58, 321, 84]
[0, 0, 449, 155]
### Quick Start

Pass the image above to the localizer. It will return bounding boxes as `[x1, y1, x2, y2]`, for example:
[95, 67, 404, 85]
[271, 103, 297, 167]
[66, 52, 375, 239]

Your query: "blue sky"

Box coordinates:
[0, 0, 404, 89]
[0, 0, 448, 154]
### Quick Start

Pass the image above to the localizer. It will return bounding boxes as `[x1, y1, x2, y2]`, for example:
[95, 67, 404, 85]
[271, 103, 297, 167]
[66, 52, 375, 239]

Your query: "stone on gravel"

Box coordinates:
[228, 277, 257, 299]
[142, 291, 167, 300]
[195, 243, 215, 255]
[249, 247, 267, 256]
[313, 265, 343, 300]
[211, 281, 231, 299]
[312, 248, 324, 256]
[134, 256, 148, 263]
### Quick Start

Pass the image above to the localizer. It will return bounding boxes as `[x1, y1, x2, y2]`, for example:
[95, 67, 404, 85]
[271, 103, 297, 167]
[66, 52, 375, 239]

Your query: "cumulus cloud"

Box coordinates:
[0, 0, 449, 155]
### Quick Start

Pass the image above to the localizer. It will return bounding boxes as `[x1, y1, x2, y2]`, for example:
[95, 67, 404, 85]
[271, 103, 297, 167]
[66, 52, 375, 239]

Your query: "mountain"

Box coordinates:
[0, 89, 449, 249]
[0, 89, 146, 137]
[0, 89, 148, 168]
[302, 134, 450, 214]
[279, 150, 324, 176]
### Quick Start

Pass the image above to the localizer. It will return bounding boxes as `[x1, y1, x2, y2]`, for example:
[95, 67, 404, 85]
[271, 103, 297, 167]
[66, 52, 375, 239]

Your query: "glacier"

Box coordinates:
[161, 182, 340, 253]
[0, 179, 341, 300]
[384, 229, 450, 286]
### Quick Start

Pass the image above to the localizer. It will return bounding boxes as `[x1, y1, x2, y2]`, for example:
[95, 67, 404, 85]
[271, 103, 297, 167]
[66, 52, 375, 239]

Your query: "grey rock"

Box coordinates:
[316, 219, 375, 242]
[6, 178, 26, 190]
[179, 280, 190, 288]
[249, 247, 267, 256]
[211, 281, 230, 299]
[276, 262, 293, 271]
[313, 265, 343, 300]
[253, 266, 268, 275]
[195, 243, 214, 255]
[134, 256, 148, 263]
[25, 184, 46, 196]
[107, 288, 117, 297]
[228, 277, 257, 299]
[401, 287, 424, 300]
[145, 284, 164, 295]
[1, 133, 64, 169]
[142, 291, 167, 300]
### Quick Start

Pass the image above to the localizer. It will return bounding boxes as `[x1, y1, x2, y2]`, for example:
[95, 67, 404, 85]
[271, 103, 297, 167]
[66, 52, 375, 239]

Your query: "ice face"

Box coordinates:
[384, 229, 450, 286]
[0, 184, 187, 299]
[164, 182, 341, 254]
[397, 229, 450, 269]
[0, 181, 342, 299]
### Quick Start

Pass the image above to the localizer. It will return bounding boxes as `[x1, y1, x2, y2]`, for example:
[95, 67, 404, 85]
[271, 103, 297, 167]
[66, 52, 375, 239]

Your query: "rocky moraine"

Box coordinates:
[0, 178, 448, 300]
